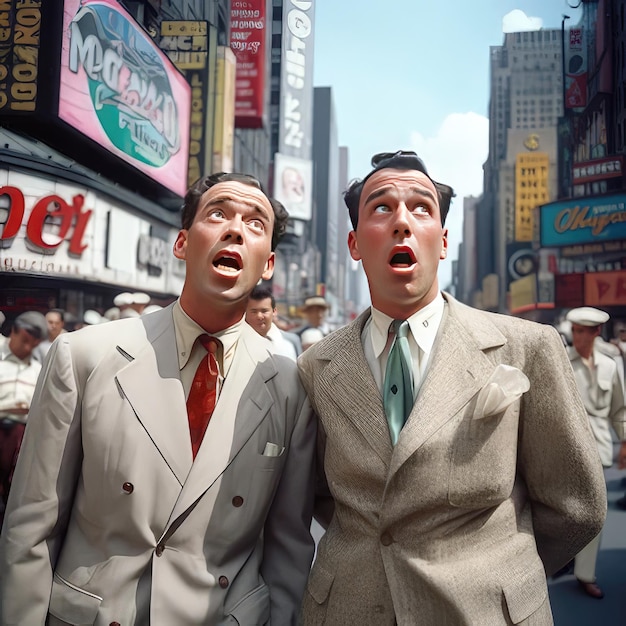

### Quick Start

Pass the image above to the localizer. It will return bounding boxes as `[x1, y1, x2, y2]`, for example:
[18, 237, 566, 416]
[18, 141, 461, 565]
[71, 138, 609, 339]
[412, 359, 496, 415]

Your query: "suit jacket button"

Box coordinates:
[232, 495, 244, 507]
[122, 482, 134, 494]
[380, 532, 393, 546]
[155, 543, 165, 557]
[218, 575, 229, 588]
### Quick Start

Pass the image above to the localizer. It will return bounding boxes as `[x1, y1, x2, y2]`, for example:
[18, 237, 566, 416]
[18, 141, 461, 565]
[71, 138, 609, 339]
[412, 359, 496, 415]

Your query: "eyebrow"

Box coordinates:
[363, 185, 437, 207]
[203, 194, 272, 220]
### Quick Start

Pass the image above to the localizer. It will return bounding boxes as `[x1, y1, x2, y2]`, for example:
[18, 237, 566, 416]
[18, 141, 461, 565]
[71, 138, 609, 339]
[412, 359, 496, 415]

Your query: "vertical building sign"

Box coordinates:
[565, 26, 587, 109]
[279, 0, 315, 158]
[515, 152, 549, 242]
[231, 0, 266, 128]
[0, 0, 42, 113]
[213, 46, 236, 173]
[160, 20, 209, 187]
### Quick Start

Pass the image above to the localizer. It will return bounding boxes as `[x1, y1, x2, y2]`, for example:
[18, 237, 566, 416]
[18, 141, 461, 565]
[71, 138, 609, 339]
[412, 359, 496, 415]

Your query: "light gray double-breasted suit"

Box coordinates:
[0, 304, 315, 625]
[298, 293, 606, 626]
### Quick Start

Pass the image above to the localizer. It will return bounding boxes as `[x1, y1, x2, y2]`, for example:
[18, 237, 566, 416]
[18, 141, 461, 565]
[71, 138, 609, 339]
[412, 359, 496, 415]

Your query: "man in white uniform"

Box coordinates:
[566, 306, 626, 599]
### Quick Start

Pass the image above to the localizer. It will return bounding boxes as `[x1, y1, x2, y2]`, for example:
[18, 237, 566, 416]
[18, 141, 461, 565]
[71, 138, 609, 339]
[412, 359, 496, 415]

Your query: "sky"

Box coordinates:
[312, 0, 582, 293]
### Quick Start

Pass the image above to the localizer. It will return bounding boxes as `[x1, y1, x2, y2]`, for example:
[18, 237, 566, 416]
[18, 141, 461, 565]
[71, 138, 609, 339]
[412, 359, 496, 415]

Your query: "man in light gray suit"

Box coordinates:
[298, 151, 606, 625]
[0, 172, 316, 625]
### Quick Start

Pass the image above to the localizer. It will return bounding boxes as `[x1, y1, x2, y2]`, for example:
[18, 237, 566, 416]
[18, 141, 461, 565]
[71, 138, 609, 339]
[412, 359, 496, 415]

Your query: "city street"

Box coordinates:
[549, 466, 626, 626]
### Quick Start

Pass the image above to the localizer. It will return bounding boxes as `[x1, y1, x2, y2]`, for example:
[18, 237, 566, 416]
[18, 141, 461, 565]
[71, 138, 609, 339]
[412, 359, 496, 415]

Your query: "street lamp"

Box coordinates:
[561, 14, 570, 114]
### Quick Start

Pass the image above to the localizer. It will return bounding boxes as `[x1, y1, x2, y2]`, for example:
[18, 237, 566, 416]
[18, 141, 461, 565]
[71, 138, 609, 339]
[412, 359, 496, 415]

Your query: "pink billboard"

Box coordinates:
[58, 0, 191, 196]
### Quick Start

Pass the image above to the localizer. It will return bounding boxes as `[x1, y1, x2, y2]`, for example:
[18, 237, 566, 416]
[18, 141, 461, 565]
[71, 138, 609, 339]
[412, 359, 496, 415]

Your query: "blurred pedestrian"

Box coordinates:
[565, 306, 626, 598]
[33, 308, 66, 363]
[296, 295, 331, 338]
[298, 150, 606, 624]
[0, 172, 315, 625]
[0, 311, 47, 523]
[246, 285, 301, 360]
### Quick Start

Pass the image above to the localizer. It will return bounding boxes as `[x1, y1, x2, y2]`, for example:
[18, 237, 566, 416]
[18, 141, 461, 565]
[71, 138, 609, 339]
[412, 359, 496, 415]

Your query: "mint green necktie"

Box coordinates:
[383, 320, 414, 445]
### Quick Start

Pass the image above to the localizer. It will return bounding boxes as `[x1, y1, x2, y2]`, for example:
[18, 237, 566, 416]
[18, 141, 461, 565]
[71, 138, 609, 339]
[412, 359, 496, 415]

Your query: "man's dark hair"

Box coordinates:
[47, 308, 65, 322]
[344, 151, 454, 230]
[249, 284, 275, 309]
[181, 172, 288, 250]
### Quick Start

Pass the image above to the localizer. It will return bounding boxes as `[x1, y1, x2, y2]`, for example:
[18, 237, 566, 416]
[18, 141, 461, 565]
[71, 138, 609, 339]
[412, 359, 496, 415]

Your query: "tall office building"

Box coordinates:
[478, 28, 564, 314]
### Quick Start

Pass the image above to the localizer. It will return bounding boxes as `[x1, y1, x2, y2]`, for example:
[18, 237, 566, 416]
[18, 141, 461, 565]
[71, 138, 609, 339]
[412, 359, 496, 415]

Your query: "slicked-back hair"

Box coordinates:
[180, 172, 288, 250]
[344, 151, 454, 230]
[249, 284, 276, 309]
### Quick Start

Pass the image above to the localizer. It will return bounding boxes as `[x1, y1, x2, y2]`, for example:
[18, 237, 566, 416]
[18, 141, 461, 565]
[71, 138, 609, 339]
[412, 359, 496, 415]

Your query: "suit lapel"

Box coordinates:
[168, 325, 276, 523]
[115, 306, 193, 486]
[389, 296, 508, 477]
[316, 312, 394, 465]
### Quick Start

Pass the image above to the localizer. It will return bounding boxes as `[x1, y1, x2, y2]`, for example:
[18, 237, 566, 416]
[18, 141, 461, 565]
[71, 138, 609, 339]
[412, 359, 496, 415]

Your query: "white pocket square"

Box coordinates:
[262, 442, 285, 457]
[474, 364, 530, 419]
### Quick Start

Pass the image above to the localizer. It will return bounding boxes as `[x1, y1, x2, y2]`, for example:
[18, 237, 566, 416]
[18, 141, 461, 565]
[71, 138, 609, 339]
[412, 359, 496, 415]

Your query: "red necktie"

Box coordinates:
[187, 335, 220, 459]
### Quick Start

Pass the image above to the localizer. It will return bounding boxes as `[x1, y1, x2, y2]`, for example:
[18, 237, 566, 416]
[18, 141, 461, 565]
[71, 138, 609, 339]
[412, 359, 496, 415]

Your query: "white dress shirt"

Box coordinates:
[362, 293, 445, 399]
[173, 301, 243, 400]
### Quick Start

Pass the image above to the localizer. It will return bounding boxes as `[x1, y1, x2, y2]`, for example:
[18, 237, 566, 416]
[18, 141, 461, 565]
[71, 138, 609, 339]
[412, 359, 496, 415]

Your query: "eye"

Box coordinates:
[373, 204, 391, 213]
[411, 203, 431, 214]
[207, 208, 225, 220]
[247, 218, 265, 233]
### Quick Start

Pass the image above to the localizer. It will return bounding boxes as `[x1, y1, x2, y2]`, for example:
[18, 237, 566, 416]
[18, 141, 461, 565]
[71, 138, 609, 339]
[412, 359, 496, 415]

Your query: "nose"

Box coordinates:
[222, 215, 244, 243]
[393, 203, 412, 236]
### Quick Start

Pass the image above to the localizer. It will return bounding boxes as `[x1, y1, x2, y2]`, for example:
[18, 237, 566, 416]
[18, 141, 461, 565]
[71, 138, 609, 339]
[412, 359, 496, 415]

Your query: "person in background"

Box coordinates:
[297, 295, 331, 338]
[33, 308, 66, 362]
[300, 327, 324, 351]
[297, 150, 606, 625]
[0, 172, 316, 625]
[246, 285, 301, 360]
[565, 306, 626, 599]
[0, 311, 47, 524]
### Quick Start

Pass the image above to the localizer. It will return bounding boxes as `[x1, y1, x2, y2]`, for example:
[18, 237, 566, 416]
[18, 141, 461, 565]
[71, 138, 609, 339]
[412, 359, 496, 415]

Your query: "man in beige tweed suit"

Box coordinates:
[297, 151, 607, 625]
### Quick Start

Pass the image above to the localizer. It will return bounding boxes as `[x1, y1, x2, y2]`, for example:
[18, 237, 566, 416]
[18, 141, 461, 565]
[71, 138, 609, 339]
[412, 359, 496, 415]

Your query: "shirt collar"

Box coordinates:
[173, 299, 244, 371]
[369, 293, 445, 358]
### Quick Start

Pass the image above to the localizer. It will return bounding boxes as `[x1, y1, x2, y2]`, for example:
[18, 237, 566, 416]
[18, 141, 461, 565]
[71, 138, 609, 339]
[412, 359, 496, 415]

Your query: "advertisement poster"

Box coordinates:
[58, 0, 191, 196]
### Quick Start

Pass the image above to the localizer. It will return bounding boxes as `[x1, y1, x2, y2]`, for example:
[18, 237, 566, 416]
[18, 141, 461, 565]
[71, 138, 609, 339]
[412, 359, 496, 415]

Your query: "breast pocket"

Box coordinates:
[447, 403, 520, 508]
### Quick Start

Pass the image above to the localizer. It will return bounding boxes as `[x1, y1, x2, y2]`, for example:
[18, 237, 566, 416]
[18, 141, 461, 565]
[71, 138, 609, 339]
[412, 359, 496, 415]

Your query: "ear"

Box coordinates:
[173, 230, 188, 260]
[348, 231, 361, 261]
[261, 251, 275, 281]
[440, 228, 448, 259]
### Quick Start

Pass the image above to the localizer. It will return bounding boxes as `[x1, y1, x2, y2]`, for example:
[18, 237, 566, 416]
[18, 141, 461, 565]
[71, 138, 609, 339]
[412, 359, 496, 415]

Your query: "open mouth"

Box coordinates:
[213, 253, 242, 274]
[389, 249, 416, 268]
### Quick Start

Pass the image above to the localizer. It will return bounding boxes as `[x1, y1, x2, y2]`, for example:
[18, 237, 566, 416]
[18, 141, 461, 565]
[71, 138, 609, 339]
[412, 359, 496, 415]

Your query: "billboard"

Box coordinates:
[540, 194, 626, 247]
[160, 20, 209, 187]
[58, 0, 191, 196]
[231, 0, 266, 128]
[0, 0, 42, 113]
[515, 152, 550, 242]
[273, 153, 312, 221]
[572, 156, 623, 185]
[279, 0, 315, 158]
[585, 271, 626, 307]
[565, 26, 587, 109]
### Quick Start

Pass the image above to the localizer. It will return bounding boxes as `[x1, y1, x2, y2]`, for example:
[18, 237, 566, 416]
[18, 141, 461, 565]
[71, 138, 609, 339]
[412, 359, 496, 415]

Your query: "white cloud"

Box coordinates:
[502, 9, 543, 33]
[409, 111, 489, 288]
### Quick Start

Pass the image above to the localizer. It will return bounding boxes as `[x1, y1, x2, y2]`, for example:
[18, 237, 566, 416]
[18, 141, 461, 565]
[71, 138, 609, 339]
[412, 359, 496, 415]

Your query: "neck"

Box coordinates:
[180, 294, 244, 334]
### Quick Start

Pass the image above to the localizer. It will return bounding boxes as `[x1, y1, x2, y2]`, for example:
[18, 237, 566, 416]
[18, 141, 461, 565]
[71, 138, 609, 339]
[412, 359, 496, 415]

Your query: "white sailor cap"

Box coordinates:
[131, 292, 151, 305]
[113, 292, 133, 307]
[565, 307, 609, 327]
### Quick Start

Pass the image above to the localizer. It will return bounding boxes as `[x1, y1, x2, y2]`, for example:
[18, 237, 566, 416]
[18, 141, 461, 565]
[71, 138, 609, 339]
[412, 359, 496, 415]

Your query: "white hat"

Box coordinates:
[83, 310, 104, 325]
[132, 292, 150, 305]
[103, 307, 120, 321]
[113, 292, 133, 307]
[142, 304, 163, 315]
[566, 307, 609, 327]
[301, 296, 330, 311]
[301, 327, 325, 347]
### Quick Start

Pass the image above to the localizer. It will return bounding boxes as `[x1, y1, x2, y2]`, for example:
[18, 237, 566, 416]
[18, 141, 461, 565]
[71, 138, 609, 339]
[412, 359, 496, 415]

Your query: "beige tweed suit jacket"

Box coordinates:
[298, 293, 606, 626]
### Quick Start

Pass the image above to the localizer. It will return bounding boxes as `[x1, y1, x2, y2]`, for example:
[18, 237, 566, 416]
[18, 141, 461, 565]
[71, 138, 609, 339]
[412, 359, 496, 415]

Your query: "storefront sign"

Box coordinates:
[540, 194, 626, 247]
[0, 184, 92, 255]
[585, 270, 626, 307]
[572, 156, 623, 185]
